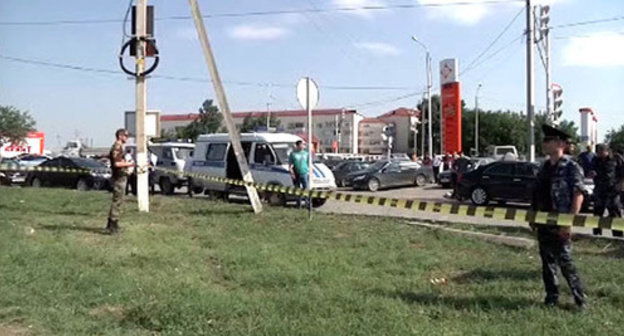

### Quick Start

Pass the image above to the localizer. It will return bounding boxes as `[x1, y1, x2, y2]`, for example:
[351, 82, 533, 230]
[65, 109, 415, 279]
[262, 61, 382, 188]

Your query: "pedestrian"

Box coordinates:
[577, 145, 595, 177]
[432, 155, 442, 183]
[289, 140, 309, 208]
[590, 143, 624, 237]
[532, 124, 587, 309]
[106, 129, 135, 234]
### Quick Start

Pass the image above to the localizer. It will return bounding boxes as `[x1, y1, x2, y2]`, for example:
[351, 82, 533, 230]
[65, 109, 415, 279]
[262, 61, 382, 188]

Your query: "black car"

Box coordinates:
[349, 161, 432, 192]
[456, 161, 594, 209]
[25, 157, 112, 191]
[0, 158, 27, 185]
[332, 161, 371, 187]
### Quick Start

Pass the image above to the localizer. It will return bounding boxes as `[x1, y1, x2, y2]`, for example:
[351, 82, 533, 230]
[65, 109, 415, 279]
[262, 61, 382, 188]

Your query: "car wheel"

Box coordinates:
[159, 177, 174, 195]
[368, 178, 380, 192]
[31, 177, 42, 188]
[311, 197, 327, 208]
[470, 187, 489, 206]
[415, 174, 427, 187]
[76, 178, 90, 191]
[263, 184, 286, 206]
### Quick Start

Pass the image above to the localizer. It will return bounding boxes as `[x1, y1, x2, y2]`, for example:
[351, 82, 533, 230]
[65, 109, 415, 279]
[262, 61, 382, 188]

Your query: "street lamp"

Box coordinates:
[411, 36, 433, 158]
[475, 83, 482, 156]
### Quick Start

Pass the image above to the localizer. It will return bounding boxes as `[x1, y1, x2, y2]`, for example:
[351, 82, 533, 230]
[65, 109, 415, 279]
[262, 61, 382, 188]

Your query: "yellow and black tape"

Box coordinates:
[155, 166, 624, 232]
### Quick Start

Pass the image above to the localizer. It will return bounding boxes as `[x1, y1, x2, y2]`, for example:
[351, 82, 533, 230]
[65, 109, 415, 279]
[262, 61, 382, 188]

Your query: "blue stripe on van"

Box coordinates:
[192, 161, 225, 168]
[313, 164, 326, 178]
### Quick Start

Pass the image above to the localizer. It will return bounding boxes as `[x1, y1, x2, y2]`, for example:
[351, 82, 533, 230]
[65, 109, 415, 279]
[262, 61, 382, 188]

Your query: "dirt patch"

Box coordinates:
[0, 324, 32, 336]
[89, 305, 125, 320]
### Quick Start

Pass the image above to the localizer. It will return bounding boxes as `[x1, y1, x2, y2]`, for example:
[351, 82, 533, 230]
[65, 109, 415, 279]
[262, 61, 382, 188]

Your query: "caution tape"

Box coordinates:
[155, 166, 624, 232]
[3, 162, 622, 232]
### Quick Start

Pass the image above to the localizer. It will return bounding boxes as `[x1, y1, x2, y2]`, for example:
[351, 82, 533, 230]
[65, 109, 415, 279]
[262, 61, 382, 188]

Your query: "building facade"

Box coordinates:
[377, 108, 420, 154]
[358, 118, 387, 155]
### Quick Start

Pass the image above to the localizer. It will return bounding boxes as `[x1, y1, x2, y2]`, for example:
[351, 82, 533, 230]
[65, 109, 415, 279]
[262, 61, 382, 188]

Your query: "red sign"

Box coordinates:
[441, 82, 462, 154]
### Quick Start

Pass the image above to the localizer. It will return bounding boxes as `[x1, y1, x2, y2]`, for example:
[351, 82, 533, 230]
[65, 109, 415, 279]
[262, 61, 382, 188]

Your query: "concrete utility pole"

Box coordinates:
[526, 0, 536, 162]
[135, 0, 149, 212]
[188, 0, 263, 213]
[412, 36, 433, 158]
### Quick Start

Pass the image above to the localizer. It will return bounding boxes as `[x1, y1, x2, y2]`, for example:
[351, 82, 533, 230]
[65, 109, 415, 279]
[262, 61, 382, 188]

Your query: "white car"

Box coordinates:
[185, 132, 336, 207]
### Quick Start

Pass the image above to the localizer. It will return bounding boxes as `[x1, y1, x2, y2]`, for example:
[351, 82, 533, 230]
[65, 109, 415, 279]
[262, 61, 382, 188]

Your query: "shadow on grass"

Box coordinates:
[37, 224, 110, 235]
[372, 289, 536, 311]
[452, 268, 540, 284]
[188, 208, 254, 216]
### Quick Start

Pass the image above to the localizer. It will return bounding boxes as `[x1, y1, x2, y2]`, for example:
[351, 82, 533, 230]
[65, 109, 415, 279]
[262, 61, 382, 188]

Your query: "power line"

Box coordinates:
[0, 0, 523, 26]
[460, 7, 524, 76]
[344, 91, 425, 109]
[553, 31, 624, 40]
[0, 54, 417, 91]
[462, 34, 524, 78]
[551, 15, 624, 30]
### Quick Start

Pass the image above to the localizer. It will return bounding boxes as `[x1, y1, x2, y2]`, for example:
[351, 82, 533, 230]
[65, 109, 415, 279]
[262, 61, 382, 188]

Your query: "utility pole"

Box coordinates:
[266, 83, 273, 130]
[135, 0, 149, 212]
[526, 0, 536, 162]
[188, 0, 263, 213]
[475, 83, 482, 156]
[426, 51, 433, 159]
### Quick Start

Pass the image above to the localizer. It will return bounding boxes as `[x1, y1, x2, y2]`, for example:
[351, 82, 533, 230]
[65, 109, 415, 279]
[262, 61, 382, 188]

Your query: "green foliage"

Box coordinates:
[2, 188, 624, 335]
[0, 105, 36, 145]
[178, 99, 223, 140]
[240, 115, 281, 132]
[605, 125, 624, 152]
[416, 96, 579, 157]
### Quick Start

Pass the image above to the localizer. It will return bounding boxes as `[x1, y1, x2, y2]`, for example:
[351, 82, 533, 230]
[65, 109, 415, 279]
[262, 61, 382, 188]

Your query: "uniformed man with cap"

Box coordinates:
[532, 124, 587, 309]
[590, 143, 624, 237]
[106, 128, 134, 234]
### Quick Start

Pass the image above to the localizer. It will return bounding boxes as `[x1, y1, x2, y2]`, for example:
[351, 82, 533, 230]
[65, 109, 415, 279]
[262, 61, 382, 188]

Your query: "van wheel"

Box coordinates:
[159, 177, 174, 195]
[264, 185, 286, 206]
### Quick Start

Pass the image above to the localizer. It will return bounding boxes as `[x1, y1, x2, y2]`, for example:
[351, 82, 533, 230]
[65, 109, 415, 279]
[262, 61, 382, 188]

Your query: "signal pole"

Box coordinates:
[135, 0, 149, 212]
[526, 0, 536, 162]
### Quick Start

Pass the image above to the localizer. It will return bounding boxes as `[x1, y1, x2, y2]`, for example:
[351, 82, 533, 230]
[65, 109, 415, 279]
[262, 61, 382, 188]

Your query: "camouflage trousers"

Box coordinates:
[538, 229, 586, 305]
[108, 176, 127, 222]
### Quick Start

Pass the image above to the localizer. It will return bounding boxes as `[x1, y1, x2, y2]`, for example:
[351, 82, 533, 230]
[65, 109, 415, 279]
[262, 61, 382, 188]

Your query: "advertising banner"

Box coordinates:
[441, 82, 462, 154]
[0, 132, 45, 158]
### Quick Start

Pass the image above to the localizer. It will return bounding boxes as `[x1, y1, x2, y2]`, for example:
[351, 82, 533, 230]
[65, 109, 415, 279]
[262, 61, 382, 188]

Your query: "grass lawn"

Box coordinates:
[1, 188, 624, 335]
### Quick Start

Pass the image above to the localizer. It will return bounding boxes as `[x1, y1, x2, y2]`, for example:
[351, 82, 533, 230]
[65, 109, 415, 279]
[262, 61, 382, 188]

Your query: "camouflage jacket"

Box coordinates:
[109, 140, 125, 178]
[533, 155, 585, 214]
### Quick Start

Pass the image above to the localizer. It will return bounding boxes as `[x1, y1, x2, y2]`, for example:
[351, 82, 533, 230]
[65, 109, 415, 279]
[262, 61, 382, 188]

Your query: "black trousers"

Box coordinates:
[538, 229, 586, 305]
[592, 192, 624, 237]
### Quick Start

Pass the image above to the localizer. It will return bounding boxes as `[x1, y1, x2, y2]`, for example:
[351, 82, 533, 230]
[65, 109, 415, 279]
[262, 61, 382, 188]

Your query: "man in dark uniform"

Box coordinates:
[106, 129, 134, 234]
[590, 143, 624, 237]
[532, 124, 587, 309]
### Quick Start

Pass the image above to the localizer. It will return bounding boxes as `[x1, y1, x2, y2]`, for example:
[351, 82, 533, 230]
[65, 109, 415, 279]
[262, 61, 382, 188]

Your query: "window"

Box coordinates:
[162, 148, 174, 160]
[295, 122, 304, 128]
[484, 163, 514, 175]
[516, 163, 538, 177]
[287, 123, 296, 129]
[317, 123, 323, 128]
[254, 143, 276, 165]
[206, 143, 227, 161]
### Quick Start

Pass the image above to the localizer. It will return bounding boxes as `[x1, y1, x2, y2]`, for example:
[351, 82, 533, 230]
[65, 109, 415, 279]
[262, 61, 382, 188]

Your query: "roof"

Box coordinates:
[359, 118, 386, 124]
[378, 107, 420, 119]
[160, 109, 358, 122]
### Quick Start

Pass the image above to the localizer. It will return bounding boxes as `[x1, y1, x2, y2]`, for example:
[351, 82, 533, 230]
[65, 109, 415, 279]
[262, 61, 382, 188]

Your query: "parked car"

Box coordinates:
[349, 160, 432, 192]
[0, 158, 27, 185]
[332, 161, 371, 187]
[456, 161, 593, 210]
[15, 154, 51, 167]
[25, 157, 111, 191]
[438, 157, 495, 188]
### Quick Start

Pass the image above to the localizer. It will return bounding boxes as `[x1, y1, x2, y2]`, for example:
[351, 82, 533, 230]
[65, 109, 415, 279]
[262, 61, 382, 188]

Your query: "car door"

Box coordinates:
[480, 162, 515, 199]
[58, 158, 79, 188]
[379, 162, 402, 187]
[41, 158, 63, 187]
[514, 162, 539, 202]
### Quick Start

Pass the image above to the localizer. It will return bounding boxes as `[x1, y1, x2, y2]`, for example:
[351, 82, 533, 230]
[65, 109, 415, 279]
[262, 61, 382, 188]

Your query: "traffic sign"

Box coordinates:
[296, 78, 319, 110]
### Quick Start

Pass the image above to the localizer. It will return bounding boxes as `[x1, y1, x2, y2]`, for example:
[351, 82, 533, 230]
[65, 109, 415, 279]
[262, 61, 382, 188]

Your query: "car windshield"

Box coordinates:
[173, 147, 193, 160]
[366, 161, 388, 172]
[271, 143, 295, 164]
[71, 158, 106, 168]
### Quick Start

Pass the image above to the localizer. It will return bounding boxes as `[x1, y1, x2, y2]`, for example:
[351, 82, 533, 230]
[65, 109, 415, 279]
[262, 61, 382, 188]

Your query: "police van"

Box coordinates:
[185, 133, 336, 207]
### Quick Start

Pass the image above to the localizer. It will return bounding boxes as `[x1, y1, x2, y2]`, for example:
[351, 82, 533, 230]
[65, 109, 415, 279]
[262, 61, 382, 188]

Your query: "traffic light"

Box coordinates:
[552, 83, 563, 121]
[381, 124, 395, 141]
[536, 5, 550, 42]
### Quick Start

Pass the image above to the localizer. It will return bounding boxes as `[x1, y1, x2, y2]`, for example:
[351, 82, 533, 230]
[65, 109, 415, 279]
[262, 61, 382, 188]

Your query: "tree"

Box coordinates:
[605, 125, 624, 152]
[0, 106, 36, 146]
[240, 115, 281, 133]
[178, 99, 223, 140]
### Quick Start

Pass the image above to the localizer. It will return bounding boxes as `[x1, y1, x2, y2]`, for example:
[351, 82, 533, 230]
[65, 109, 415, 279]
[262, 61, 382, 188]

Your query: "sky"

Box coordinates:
[1, 0, 623, 148]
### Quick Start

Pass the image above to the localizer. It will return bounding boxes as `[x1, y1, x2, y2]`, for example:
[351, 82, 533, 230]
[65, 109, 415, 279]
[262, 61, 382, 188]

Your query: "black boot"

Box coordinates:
[105, 219, 120, 234]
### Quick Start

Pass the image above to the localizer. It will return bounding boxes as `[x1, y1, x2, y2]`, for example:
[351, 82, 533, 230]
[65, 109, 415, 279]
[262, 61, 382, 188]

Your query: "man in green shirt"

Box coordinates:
[289, 140, 309, 207]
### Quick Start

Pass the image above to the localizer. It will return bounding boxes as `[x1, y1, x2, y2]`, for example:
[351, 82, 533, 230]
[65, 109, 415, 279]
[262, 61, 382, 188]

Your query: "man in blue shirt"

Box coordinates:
[289, 140, 309, 207]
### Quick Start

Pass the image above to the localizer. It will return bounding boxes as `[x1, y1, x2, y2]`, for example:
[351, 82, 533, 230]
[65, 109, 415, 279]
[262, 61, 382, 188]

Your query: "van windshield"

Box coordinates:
[271, 143, 295, 164]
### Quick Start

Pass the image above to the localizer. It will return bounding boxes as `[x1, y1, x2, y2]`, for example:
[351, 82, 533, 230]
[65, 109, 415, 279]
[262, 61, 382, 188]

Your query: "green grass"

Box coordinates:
[1, 188, 624, 335]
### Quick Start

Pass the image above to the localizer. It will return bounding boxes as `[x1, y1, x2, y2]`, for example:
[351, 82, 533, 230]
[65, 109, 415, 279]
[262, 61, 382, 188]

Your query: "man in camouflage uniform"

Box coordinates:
[590, 143, 624, 237]
[106, 129, 134, 234]
[532, 124, 587, 309]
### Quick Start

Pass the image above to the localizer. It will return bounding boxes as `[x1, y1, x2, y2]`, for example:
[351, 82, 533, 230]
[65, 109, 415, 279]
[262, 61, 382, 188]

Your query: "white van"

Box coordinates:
[186, 133, 336, 207]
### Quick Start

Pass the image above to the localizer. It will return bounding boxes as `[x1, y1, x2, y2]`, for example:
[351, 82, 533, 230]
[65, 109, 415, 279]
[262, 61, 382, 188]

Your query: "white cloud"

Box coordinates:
[228, 25, 290, 41]
[354, 42, 401, 55]
[333, 0, 387, 18]
[563, 32, 624, 67]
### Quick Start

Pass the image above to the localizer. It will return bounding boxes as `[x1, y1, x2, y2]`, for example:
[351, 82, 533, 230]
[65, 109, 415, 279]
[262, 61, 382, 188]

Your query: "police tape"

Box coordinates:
[154, 166, 624, 232]
[2, 163, 622, 232]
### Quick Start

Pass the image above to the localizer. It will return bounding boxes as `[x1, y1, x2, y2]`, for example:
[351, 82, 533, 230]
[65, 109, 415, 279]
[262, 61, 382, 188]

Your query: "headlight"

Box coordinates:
[353, 175, 366, 181]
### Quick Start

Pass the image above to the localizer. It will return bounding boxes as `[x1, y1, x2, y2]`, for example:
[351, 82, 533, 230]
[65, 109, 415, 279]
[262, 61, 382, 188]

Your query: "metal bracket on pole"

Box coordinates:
[187, 0, 263, 213]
